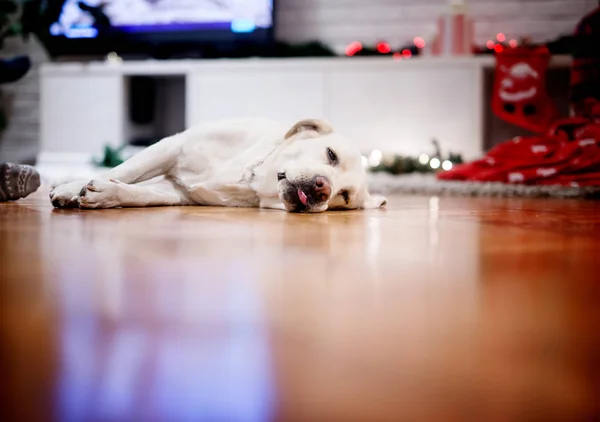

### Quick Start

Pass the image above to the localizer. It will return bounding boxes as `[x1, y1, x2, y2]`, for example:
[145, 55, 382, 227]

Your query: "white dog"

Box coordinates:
[50, 118, 387, 213]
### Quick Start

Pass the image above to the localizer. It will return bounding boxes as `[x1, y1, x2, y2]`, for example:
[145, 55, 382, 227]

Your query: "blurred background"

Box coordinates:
[0, 0, 596, 175]
[2, 3, 600, 421]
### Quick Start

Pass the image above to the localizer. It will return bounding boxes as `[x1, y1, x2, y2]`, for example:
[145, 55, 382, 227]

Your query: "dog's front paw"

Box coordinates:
[78, 180, 122, 209]
[50, 181, 85, 208]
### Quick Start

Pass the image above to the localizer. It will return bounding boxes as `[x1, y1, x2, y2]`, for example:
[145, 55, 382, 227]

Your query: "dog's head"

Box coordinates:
[275, 119, 387, 213]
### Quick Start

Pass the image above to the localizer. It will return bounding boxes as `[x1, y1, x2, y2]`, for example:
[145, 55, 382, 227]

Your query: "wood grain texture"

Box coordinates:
[1, 190, 599, 422]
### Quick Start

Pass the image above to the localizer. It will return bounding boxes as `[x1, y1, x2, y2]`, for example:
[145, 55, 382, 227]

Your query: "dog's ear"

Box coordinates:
[284, 119, 334, 139]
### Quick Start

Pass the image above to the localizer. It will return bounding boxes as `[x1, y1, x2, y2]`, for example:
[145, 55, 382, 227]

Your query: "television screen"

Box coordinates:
[44, 0, 275, 57]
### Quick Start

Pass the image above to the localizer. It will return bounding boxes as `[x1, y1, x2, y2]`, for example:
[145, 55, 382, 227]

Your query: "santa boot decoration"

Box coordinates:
[492, 46, 559, 133]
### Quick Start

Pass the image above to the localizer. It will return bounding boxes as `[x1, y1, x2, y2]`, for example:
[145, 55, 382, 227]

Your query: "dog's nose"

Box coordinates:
[314, 176, 331, 202]
[277, 172, 286, 181]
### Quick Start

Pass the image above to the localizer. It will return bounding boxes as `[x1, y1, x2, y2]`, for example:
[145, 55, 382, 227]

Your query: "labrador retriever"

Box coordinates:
[50, 118, 387, 213]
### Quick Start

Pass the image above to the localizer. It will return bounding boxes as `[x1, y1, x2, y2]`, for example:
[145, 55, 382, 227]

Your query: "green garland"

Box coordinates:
[94, 145, 126, 168]
[367, 140, 463, 175]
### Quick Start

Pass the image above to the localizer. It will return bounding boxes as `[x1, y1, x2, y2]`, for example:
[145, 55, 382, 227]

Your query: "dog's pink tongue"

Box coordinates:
[298, 189, 308, 205]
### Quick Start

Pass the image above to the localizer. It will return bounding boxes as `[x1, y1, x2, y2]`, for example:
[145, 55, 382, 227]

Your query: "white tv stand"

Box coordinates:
[39, 55, 571, 165]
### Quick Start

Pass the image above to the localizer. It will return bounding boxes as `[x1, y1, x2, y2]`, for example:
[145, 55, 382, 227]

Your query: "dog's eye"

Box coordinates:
[326, 148, 338, 165]
[338, 190, 350, 204]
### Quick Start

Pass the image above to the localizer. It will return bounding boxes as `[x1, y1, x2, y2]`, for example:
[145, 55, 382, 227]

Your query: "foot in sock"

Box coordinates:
[0, 163, 41, 201]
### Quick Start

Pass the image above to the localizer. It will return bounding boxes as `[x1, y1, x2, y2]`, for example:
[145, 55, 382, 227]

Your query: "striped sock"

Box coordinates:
[0, 163, 41, 202]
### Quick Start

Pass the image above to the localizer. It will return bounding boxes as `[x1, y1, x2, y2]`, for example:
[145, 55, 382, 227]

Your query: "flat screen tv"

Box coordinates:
[41, 0, 275, 58]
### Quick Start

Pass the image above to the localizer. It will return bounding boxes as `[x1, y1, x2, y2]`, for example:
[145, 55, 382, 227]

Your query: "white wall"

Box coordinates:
[276, 0, 598, 49]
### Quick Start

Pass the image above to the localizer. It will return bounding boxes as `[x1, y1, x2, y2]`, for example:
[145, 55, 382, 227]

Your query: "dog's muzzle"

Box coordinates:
[278, 172, 332, 212]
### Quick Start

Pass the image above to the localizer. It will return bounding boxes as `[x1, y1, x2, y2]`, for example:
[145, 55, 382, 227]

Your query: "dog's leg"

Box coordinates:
[259, 197, 286, 211]
[51, 134, 185, 208]
[103, 135, 184, 184]
[78, 178, 193, 209]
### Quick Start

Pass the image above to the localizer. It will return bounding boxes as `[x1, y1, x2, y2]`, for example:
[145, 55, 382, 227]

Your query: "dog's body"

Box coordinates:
[50, 118, 386, 213]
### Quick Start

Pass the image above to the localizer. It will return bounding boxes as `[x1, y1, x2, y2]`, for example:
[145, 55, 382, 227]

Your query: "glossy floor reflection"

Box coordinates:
[1, 191, 599, 422]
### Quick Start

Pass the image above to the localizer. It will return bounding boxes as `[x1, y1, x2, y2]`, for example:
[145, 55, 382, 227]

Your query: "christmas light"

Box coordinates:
[376, 42, 391, 54]
[413, 36, 426, 49]
[369, 149, 383, 167]
[494, 44, 503, 53]
[345, 41, 363, 56]
[509, 39, 518, 48]
[392, 52, 402, 61]
[401, 49, 412, 59]
[358, 143, 463, 175]
[486, 40, 495, 49]
[496, 33, 506, 42]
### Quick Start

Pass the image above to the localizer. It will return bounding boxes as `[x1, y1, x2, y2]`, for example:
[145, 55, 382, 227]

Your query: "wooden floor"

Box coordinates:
[1, 189, 599, 422]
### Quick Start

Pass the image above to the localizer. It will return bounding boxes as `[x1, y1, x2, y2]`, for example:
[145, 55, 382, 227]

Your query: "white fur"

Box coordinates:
[50, 118, 387, 213]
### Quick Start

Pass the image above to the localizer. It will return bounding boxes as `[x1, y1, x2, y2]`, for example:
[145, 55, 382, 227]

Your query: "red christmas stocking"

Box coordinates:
[492, 46, 558, 133]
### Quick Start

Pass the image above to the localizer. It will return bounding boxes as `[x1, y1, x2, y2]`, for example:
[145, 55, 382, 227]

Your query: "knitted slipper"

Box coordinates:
[0, 163, 41, 201]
